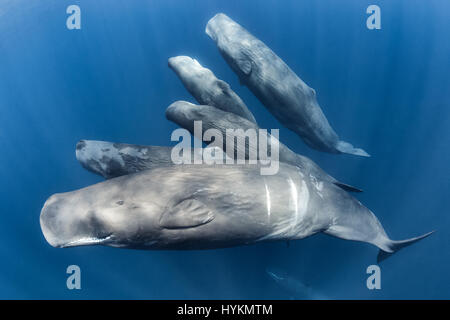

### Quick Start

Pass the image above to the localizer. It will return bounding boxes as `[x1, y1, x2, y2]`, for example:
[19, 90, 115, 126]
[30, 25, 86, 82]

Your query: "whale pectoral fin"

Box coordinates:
[160, 198, 215, 229]
[216, 80, 231, 96]
[333, 182, 363, 193]
[237, 57, 252, 76]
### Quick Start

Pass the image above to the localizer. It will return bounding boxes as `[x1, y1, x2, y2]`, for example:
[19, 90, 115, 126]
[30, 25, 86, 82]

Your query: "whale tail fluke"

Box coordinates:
[336, 140, 370, 157]
[377, 231, 435, 263]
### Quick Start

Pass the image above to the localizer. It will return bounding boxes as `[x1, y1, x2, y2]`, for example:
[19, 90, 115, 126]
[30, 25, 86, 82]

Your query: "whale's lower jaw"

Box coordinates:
[73, 232, 314, 251]
[59, 235, 114, 248]
[53, 236, 293, 251]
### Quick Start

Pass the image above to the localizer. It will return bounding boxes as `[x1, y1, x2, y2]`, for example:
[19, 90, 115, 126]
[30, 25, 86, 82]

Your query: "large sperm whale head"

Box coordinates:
[168, 54, 258, 124]
[75, 140, 129, 178]
[40, 178, 160, 248]
[206, 13, 255, 80]
[165, 101, 205, 133]
[76, 140, 160, 179]
[168, 56, 210, 84]
[166, 100, 255, 131]
[40, 192, 112, 248]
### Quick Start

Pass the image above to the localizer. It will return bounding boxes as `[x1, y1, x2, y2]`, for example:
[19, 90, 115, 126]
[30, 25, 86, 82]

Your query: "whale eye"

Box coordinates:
[116, 200, 124, 206]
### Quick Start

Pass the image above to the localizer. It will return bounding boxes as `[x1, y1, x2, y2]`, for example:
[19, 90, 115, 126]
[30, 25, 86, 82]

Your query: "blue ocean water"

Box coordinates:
[0, 0, 449, 299]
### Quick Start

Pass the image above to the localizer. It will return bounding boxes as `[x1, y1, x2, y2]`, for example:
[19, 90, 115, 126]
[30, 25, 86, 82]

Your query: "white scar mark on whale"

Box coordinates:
[288, 177, 298, 229]
[289, 172, 310, 236]
[78, 142, 125, 170]
[264, 179, 271, 219]
[77, 142, 153, 174]
[120, 147, 150, 159]
[309, 174, 323, 199]
[298, 180, 309, 220]
[256, 177, 299, 241]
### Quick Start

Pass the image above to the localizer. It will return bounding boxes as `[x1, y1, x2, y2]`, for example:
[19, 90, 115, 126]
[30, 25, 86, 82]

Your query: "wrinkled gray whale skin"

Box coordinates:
[40, 163, 431, 261]
[168, 55, 256, 123]
[206, 13, 369, 157]
[76, 140, 223, 179]
[166, 100, 362, 193]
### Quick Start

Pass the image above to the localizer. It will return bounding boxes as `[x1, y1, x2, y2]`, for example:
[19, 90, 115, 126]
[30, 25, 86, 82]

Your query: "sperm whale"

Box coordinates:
[40, 162, 432, 263]
[75, 140, 224, 179]
[165, 100, 362, 192]
[168, 55, 256, 123]
[206, 13, 369, 157]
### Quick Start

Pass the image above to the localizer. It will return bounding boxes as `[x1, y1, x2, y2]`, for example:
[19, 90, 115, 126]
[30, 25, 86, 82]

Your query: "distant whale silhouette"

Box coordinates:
[266, 268, 328, 300]
[206, 13, 369, 157]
